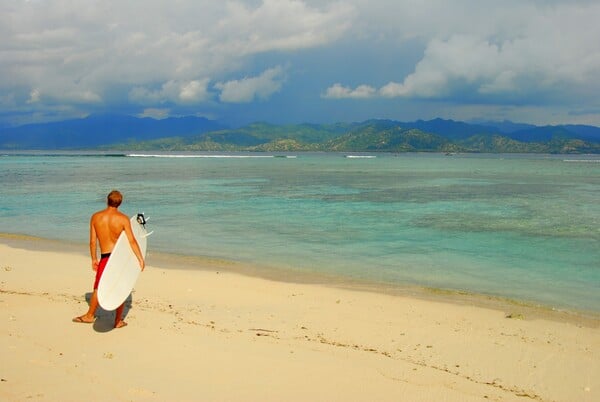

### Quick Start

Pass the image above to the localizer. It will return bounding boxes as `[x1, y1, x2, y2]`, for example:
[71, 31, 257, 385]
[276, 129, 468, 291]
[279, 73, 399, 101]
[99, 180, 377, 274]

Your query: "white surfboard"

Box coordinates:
[97, 214, 149, 311]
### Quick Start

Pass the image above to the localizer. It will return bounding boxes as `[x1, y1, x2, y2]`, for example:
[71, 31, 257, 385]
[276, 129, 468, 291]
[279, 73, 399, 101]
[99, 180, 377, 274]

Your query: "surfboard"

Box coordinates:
[97, 214, 150, 311]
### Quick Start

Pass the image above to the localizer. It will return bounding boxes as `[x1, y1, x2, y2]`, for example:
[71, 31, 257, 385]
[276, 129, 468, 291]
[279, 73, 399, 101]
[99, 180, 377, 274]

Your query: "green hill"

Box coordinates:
[119, 120, 600, 154]
[3, 115, 598, 153]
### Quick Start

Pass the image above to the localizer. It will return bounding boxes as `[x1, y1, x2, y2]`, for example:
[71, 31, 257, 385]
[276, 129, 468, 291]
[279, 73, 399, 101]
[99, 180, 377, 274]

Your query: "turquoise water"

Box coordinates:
[1, 152, 599, 312]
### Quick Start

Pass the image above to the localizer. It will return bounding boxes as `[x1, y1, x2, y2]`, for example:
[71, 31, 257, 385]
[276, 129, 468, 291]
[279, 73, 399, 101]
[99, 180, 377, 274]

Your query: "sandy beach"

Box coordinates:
[1, 240, 598, 402]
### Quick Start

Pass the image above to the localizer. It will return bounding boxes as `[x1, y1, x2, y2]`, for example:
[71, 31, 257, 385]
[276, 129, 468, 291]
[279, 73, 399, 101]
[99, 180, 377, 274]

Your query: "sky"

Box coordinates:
[1, 0, 600, 128]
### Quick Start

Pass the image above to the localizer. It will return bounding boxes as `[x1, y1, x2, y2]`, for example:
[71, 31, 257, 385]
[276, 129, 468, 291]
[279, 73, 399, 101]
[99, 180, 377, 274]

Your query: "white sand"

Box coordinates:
[1, 241, 598, 401]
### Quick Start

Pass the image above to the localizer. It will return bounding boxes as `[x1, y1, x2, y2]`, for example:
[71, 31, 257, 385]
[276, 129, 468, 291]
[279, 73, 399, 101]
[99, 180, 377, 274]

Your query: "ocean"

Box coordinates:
[1, 151, 599, 313]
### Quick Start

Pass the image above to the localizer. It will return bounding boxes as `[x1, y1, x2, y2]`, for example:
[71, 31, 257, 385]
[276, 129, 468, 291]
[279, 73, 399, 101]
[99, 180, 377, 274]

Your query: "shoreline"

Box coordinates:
[2, 232, 598, 327]
[1, 239, 599, 401]
[150, 250, 600, 328]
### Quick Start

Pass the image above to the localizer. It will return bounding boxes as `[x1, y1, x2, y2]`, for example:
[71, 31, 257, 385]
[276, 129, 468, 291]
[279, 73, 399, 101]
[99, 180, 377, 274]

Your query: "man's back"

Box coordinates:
[91, 207, 128, 254]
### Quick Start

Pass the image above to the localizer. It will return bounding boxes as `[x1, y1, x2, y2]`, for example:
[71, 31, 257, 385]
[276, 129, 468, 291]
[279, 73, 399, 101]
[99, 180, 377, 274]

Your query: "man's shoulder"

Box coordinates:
[90, 209, 105, 220]
[111, 210, 130, 227]
[115, 210, 129, 220]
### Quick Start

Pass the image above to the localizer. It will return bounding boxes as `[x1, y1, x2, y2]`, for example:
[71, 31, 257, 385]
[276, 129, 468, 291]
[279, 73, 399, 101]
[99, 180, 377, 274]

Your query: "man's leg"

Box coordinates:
[73, 256, 108, 324]
[72, 290, 98, 323]
[114, 302, 127, 328]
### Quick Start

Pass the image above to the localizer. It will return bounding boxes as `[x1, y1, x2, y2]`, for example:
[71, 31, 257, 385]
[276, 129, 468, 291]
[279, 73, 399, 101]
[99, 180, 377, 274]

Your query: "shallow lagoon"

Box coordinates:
[1, 152, 599, 312]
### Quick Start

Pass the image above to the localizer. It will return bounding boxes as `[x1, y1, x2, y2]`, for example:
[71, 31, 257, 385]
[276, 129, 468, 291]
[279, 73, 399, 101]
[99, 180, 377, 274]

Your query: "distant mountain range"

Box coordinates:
[0, 115, 225, 149]
[1, 115, 600, 153]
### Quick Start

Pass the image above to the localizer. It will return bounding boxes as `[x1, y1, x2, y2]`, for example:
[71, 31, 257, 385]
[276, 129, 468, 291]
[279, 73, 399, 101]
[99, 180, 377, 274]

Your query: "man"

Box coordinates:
[72, 190, 145, 328]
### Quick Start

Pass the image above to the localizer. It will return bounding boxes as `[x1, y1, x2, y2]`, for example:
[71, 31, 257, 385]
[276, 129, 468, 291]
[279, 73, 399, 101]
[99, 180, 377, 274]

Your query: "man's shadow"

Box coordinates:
[84, 292, 133, 332]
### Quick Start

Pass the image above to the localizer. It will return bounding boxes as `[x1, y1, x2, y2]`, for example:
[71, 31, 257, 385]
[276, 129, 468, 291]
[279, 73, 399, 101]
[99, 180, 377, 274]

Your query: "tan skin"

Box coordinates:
[73, 205, 145, 328]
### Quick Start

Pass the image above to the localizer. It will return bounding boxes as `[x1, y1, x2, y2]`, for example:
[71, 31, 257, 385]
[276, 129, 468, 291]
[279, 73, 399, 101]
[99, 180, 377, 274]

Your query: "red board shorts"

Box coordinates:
[93, 253, 111, 290]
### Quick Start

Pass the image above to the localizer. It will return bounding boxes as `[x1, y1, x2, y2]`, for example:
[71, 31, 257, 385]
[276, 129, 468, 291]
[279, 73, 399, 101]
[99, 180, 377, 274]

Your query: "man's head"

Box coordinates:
[107, 190, 123, 208]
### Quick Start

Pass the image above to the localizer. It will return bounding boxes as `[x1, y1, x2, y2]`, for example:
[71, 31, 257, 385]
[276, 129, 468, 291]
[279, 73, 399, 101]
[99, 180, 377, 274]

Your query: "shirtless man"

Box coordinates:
[72, 190, 145, 328]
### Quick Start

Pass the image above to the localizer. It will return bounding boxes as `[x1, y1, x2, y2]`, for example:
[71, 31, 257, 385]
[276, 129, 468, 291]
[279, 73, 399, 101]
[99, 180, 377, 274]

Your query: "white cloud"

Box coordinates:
[27, 89, 41, 104]
[139, 108, 171, 119]
[2, 0, 600, 126]
[327, 1, 600, 108]
[379, 35, 502, 99]
[0, 0, 354, 119]
[179, 80, 211, 103]
[217, 0, 354, 54]
[69, 90, 102, 103]
[129, 79, 210, 105]
[215, 66, 286, 103]
[322, 83, 376, 99]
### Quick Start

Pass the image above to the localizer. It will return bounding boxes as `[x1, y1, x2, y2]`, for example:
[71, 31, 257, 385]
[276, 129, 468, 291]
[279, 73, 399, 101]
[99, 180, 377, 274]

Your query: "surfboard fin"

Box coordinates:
[143, 231, 154, 238]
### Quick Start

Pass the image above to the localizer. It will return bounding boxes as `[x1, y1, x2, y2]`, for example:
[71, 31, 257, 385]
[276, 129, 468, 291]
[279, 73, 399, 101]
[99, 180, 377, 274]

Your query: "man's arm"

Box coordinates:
[122, 217, 145, 271]
[89, 215, 99, 271]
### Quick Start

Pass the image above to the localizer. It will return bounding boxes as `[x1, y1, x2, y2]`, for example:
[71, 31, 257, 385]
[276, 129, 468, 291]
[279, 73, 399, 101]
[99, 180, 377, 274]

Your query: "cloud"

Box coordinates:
[27, 89, 41, 104]
[215, 66, 286, 103]
[1, 0, 600, 126]
[178, 80, 211, 103]
[322, 83, 377, 99]
[139, 108, 171, 119]
[68, 90, 102, 103]
[217, 0, 354, 54]
[0, 0, 354, 121]
[329, 1, 600, 107]
[129, 79, 210, 105]
[380, 35, 502, 99]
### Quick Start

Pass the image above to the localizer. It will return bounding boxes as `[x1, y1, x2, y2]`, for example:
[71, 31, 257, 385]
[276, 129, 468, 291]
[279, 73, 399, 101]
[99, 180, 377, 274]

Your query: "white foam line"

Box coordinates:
[345, 155, 377, 158]
[127, 154, 276, 158]
[563, 159, 600, 163]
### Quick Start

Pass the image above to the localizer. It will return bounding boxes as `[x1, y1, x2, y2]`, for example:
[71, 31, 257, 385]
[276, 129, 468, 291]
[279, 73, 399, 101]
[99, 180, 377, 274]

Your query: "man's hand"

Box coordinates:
[92, 260, 99, 272]
[139, 258, 145, 272]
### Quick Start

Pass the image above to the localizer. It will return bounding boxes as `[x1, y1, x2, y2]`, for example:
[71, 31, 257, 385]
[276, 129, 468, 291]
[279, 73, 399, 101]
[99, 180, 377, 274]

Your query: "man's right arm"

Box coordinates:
[89, 215, 99, 271]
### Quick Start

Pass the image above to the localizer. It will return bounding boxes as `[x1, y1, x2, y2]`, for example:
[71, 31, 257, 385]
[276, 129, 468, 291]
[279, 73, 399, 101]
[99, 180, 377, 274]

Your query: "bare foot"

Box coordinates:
[114, 320, 128, 329]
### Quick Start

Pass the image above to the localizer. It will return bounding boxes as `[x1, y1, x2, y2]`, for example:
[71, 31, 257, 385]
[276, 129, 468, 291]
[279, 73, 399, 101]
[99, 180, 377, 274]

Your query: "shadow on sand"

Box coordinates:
[82, 292, 133, 333]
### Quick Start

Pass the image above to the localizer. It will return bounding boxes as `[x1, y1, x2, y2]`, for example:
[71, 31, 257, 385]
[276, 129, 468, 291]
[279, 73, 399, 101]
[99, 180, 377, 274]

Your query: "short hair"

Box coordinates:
[107, 190, 123, 207]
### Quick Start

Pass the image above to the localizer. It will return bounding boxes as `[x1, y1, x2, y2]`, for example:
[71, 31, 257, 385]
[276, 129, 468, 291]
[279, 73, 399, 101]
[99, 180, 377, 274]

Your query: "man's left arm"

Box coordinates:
[123, 218, 145, 271]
